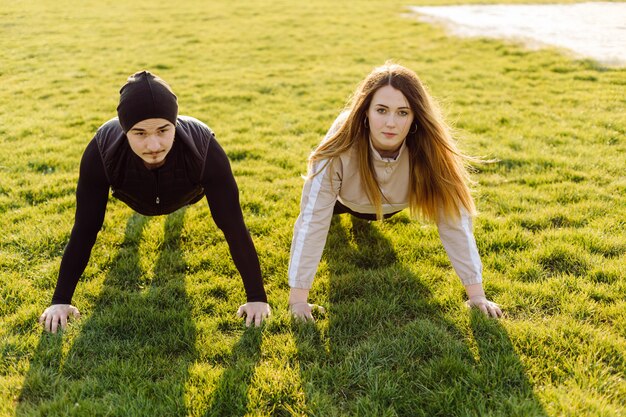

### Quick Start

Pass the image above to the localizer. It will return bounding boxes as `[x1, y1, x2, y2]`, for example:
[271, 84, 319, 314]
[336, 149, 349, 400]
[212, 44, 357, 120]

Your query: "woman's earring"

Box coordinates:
[363, 116, 369, 128]
[409, 123, 418, 134]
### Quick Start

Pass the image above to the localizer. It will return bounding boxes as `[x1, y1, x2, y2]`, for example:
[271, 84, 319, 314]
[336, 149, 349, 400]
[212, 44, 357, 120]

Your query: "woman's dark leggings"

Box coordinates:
[332, 200, 400, 221]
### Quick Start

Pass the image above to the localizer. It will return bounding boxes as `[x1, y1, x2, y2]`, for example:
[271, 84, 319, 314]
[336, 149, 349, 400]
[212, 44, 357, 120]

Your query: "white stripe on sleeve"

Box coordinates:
[288, 164, 329, 287]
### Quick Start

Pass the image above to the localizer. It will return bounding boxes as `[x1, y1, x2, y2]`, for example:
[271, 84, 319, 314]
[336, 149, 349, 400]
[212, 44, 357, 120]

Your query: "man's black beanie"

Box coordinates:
[117, 70, 178, 133]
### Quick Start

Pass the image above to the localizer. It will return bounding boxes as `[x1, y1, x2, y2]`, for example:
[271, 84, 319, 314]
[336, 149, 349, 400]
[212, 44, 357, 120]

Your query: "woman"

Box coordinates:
[288, 62, 502, 320]
[39, 71, 271, 333]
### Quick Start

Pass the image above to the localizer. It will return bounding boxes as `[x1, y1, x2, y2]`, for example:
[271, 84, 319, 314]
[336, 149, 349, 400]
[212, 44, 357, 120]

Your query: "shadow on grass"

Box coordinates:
[293, 215, 548, 416]
[197, 327, 263, 417]
[17, 210, 198, 416]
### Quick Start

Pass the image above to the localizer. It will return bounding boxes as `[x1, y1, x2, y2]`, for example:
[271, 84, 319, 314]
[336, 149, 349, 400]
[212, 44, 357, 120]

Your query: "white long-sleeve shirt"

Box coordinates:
[288, 113, 483, 289]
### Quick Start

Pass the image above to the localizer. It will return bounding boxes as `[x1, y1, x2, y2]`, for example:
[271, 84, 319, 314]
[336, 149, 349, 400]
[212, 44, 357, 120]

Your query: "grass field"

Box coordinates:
[1, 0, 625, 416]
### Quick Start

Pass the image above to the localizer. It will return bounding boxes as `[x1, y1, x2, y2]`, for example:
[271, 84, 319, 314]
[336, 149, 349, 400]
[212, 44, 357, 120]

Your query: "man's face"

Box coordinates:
[126, 118, 175, 168]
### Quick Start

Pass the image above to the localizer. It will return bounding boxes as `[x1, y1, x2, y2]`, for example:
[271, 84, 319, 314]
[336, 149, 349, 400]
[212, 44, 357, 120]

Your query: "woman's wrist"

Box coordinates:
[288, 302, 309, 313]
[288, 287, 310, 305]
[464, 283, 486, 299]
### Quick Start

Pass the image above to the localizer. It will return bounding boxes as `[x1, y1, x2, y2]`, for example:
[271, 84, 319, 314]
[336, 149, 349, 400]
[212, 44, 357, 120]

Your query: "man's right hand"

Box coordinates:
[39, 304, 81, 333]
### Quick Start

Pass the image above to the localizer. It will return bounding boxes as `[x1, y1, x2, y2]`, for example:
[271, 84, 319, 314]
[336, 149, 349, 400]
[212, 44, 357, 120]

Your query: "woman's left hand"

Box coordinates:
[467, 296, 502, 318]
[237, 302, 272, 327]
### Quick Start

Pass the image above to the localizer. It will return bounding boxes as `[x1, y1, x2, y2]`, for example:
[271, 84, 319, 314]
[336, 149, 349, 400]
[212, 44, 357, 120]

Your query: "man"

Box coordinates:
[39, 71, 271, 332]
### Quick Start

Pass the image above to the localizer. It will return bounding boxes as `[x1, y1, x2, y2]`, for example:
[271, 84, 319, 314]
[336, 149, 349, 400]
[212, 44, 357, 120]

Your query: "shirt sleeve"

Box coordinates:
[288, 159, 342, 289]
[201, 138, 267, 303]
[436, 210, 483, 286]
[288, 113, 347, 289]
[51, 138, 110, 304]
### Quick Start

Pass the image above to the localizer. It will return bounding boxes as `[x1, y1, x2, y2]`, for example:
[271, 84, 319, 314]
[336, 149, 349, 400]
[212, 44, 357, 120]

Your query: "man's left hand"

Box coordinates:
[237, 302, 271, 327]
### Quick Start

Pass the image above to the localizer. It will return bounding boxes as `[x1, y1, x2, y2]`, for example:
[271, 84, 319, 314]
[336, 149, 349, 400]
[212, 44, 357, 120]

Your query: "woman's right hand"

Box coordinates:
[288, 287, 325, 322]
[289, 302, 326, 322]
[39, 304, 81, 333]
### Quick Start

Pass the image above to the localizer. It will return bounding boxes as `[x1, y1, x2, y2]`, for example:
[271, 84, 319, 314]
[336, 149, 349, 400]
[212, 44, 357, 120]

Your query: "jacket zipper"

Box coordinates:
[155, 170, 160, 205]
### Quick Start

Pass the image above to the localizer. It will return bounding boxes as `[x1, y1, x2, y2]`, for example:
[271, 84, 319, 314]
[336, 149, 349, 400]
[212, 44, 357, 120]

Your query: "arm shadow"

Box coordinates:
[17, 209, 198, 416]
[194, 327, 263, 417]
[468, 310, 549, 416]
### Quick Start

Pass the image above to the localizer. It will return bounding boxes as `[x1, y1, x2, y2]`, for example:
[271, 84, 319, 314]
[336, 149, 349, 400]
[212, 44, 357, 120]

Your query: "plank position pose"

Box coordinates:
[40, 71, 271, 332]
[288, 62, 502, 321]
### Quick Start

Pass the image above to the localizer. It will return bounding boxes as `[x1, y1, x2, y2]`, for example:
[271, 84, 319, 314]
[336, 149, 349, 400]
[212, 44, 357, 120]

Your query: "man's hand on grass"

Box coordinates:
[237, 302, 271, 327]
[39, 304, 81, 333]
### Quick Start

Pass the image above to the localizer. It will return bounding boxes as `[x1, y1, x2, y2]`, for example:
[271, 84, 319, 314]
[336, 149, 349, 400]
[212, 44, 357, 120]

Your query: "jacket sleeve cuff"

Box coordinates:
[460, 275, 483, 286]
[245, 290, 268, 303]
[288, 278, 313, 290]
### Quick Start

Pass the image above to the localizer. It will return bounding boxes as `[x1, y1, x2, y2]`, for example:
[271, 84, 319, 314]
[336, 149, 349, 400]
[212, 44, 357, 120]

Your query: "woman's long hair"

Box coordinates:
[309, 62, 476, 221]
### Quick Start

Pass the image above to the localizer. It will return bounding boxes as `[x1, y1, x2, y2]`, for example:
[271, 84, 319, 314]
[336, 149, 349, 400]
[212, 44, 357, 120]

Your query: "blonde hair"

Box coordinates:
[309, 62, 477, 221]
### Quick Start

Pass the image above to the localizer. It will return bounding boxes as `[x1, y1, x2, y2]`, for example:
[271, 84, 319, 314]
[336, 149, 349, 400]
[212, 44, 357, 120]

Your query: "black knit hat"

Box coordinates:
[117, 71, 178, 133]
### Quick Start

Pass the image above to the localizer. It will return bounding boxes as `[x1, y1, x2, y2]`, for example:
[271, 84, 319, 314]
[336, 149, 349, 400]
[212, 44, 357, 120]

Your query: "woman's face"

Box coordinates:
[366, 85, 414, 158]
[126, 118, 176, 169]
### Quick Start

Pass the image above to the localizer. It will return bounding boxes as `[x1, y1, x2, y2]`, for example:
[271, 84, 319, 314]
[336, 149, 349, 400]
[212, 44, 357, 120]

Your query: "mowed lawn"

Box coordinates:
[1, 0, 624, 416]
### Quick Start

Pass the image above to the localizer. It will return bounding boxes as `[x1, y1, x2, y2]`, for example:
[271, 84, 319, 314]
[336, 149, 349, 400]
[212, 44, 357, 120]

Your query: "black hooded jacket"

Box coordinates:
[51, 116, 267, 304]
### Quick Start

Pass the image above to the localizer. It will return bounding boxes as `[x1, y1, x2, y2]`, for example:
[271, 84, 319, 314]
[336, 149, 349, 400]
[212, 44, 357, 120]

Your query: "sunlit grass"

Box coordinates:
[1, 0, 624, 416]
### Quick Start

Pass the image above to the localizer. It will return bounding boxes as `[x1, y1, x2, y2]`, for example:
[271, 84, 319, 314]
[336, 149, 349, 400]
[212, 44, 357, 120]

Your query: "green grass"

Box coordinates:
[1, 0, 625, 416]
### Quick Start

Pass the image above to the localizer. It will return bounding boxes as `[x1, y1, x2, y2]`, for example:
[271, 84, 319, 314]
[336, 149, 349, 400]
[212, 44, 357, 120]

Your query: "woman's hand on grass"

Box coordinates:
[237, 302, 271, 327]
[39, 304, 81, 333]
[464, 283, 502, 318]
[288, 287, 325, 322]
[467, 296, 502, 318]
[289, 302, 325, 322]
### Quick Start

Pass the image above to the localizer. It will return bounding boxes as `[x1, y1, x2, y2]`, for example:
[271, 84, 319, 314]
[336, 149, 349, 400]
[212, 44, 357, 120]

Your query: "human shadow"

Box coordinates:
[17, 210, 197, 416]
[293, 215, 548, 416]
